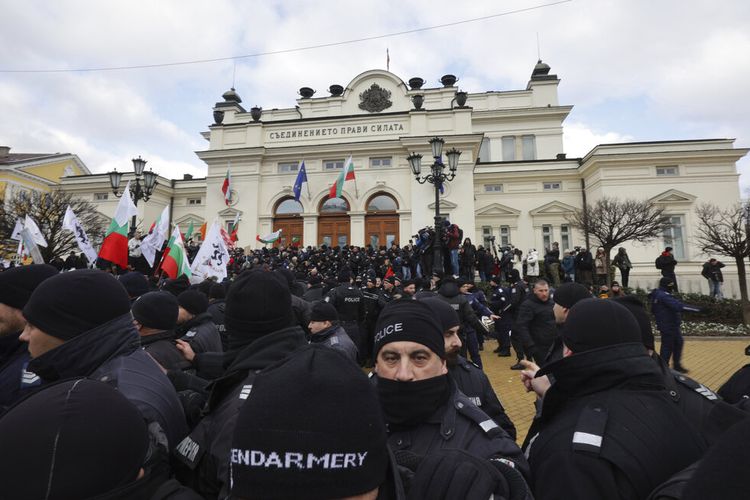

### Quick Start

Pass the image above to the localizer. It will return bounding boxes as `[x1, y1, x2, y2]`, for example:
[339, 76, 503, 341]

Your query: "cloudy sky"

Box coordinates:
[2, 0, 749, 192]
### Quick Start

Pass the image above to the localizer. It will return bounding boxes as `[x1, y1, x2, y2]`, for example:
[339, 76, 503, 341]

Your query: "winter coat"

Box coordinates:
[655, 252, 678, 276]
[0, 332, 38, 413]
[302, 283, 325, 302]
[141, 330, 192, 372]
[525, 250, 540, 277]
[173, 326, 308, 499]
[524, 343, 707, 500]
[513, 294, 556, 361]
[177, 313, 223, 355]
[562, 255, 576, 274]
[437, 282, 486, 335]
[701, 261, 725, 282]
[27, 313, 188, 450]
[649, 288, 699, 334]
[308, 324, 358, 363]
[612, 250, 632, 270]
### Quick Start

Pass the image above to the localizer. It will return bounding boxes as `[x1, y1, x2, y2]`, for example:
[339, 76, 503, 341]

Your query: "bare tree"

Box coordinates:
[1, 189, 105, 264]
[694, 202, 749, 322]
[567, 197, 671, 284]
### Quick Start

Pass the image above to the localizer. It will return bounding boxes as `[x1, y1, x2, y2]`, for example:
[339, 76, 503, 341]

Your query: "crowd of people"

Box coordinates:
[0, 230, 744, 499]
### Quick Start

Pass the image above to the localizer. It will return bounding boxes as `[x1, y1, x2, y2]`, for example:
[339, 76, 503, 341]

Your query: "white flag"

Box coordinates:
[114, 181, 138, 227]
[24, 215, 47, 247]
[62, 206, 98, 265]
[20, 228, 45, 263]
[141, 205, 170, 267]
[10, 219, 23, 241]
[190, 221, 229, 284]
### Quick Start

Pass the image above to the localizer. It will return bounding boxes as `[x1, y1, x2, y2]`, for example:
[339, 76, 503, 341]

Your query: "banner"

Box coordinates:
[190, 221, 229, 284]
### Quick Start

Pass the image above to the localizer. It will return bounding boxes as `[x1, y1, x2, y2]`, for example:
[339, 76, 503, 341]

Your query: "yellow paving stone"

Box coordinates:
[482, 338, 749, 444]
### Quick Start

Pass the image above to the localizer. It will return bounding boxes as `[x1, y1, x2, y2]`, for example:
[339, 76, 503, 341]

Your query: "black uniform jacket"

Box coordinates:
[141, 330, 192, 372]
[523, 343, 708, 500]
[309, 324, 358, 363]
[448, 355, 517, 440]
[27, 313, 188, 450]
[387, 385, 530, 481]
[177, 313, 223, 354]
[173, 325, 307, 500]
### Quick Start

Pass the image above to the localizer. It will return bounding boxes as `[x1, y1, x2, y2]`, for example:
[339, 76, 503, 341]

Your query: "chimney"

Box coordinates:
[0, 146, 10, 158]
[183, 173, 193, 180]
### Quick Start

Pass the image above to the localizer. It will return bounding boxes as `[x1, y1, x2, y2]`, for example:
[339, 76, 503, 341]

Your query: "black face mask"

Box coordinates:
[377, 374, 451, 427]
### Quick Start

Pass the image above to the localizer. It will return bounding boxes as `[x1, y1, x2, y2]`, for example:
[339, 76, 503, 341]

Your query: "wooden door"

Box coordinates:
[365, 214, 399, 249]
[273, 217, 303, 247]
[317, 216, 350, 247]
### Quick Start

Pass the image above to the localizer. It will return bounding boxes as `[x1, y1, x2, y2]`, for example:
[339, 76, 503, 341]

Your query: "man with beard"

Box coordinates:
[421, 297, 517, 440]
[372, 299, 529, 481]
[0, 264, 58, 412]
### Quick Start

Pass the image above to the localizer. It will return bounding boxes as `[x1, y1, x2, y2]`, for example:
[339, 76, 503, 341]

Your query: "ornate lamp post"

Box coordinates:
[108, 156, 158, 237]
[407, 137, 461, 275]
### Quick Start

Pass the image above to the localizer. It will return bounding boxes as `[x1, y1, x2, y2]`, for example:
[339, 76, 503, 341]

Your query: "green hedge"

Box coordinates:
[632, 289, 742, 325]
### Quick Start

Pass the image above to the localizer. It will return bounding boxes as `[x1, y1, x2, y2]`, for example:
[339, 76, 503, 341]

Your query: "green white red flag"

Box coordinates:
[328, 155, 355, 199]
[98, 181, 137, 268]
[256, 229, 282, 245]
[161, 225, 192, 279]
[221, 165, 233, 206]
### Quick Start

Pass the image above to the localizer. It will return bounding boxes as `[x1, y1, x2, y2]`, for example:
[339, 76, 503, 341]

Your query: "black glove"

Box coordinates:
[406, 449, 509, 500]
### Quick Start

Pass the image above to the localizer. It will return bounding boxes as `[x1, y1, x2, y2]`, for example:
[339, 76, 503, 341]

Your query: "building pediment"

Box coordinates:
[174, 213, 205, 225]
[427, 199, 458, 211]
[649, 189, 697, 204]
[218, 207, 242, 218]
[529, 200, 577, 215]
[475, 203, 521, 216]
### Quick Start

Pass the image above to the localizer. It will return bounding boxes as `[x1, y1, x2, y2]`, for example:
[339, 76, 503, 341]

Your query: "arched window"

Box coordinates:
[320, 197, 350, 213]
[366, 193, 398, 212]
[275, 198, 303, 215]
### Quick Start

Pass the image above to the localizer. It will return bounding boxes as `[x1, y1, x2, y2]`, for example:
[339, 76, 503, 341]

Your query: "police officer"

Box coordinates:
[522, 299, 707, 500]
[132, 291, 191, 372]
[487, 275, 513, 357]
[421, 297, 517, 440]
[649, 276, 700, 373]
[176, 290, 223, 355]
[372, 300, 530, 482]
[325, 266, 365, 363]
[307, 302, 358, 363]
[435, 276, 486, 368]
[0, 264, 58, 412]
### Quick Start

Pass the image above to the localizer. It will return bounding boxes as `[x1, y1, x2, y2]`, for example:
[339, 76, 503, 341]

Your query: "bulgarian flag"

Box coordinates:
[162, 226, 192, 279]
[98, 181, 137, 268]
[256, 229, 282, 245]
[328, 155, 356, 199]
[221, 165, 233, 206]
[184, 221, 195, 241]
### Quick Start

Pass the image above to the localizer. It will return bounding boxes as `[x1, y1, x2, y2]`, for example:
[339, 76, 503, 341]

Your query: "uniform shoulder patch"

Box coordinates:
[572, 405, 608, 455]
[674, 374, 719, 401]
[455, 395, 499, 435]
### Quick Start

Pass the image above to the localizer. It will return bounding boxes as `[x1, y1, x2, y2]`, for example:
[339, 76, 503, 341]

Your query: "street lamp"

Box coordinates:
[108, 156, 158, 237]
[407, 137, 462, 276]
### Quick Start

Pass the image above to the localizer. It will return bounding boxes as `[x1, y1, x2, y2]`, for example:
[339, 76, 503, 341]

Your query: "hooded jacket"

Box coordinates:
[27, 313, 188, 450]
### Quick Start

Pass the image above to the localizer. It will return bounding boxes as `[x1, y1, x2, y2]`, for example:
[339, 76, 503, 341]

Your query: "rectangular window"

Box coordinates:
[500, 226, 511, 247]
[542, 225, 553, 251]
[560, 224, 571, 250]
[484, 184, 503, 192]
[543, 181, 562, 191]
[324, 159, 344, 170]
[187, 198, 202, 205]
[522, 135, 537, 161]
[663, 216, 685, 260]
[370, 157, 392, 168]
[482, 226, 492, 246]
[502, 136, 516, 161]
[278, 162, 299, 173]
[656, 166, 678, 176]
[478, 137, 491, 162]
[94, 193, 109, 201]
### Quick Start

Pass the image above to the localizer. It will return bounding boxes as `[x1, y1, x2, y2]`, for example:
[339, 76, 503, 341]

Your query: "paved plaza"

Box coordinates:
[484, 338, 750, 443]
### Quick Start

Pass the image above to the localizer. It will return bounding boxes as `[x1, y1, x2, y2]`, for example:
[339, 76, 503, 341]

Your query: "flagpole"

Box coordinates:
[351, 153, 359, 198]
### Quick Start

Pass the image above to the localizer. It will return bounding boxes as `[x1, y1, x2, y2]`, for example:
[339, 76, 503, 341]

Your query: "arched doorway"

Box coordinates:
[273, 197, 304, 247]
[318, 197, 350, 247]
[365, 193, 399, 249]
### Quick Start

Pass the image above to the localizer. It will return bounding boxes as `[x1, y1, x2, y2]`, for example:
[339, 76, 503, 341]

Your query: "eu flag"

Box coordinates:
[293, 161, 307, 201]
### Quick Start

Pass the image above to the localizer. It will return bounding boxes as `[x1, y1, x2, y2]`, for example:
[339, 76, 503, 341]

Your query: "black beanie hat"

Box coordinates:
[0, 378, 148, 500]
[209, 283, 226, 300]
[553, 282, 592, 309]
[420, 297, 460, 331]
[23, 270, 132, 341]
[562, 299, 642, 353]
[0, 264, 57, 310]
[225, 270, 293, 344]
[229, 344, 389, 500]
[161, 275, 191, 296]
[310, 302, 338, 322]
[178, 290, 209, 315]
[373, 299, 444, 358]
[659, 276, 675, 289]
[308, 274, 323, 285]
[338, 266, 352, 283]
[132, 291, 179, 331]
[118, 271, 149, 298]
[612, 295, 655, 351]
